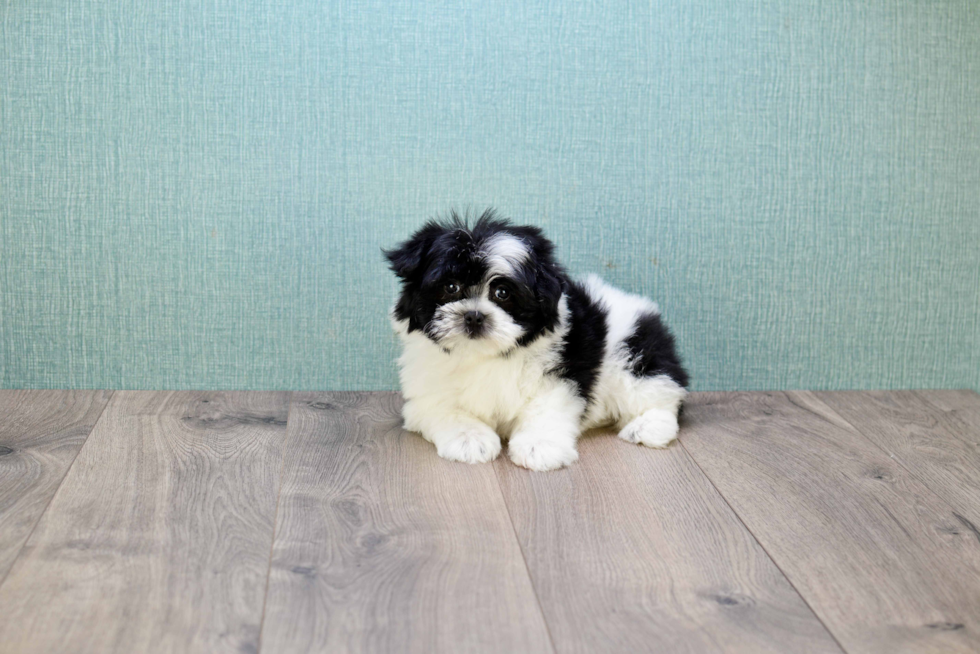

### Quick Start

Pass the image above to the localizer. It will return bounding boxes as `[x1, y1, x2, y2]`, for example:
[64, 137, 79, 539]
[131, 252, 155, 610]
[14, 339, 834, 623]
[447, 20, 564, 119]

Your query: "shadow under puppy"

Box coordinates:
[385, 210, 689, 472]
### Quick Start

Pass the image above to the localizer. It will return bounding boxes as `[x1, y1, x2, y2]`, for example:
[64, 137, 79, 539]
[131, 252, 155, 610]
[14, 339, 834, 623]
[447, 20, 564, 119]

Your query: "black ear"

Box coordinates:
[534, 259, 566, 317]
[508, 225, 566, 315]
[383, 221, 446, 280]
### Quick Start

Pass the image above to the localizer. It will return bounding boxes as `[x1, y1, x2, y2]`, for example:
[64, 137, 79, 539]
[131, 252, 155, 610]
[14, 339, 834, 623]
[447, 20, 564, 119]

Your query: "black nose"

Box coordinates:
[464, 311, 485, 327]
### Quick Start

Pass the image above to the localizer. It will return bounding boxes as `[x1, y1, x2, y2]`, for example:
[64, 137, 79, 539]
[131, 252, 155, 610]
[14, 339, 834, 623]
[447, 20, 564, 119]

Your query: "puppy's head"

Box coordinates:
[385, 210, 566, 356]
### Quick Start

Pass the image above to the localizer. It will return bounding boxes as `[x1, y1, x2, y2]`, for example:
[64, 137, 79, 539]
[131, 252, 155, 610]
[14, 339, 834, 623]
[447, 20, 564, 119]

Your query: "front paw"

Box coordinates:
[508, 436, 579, 472]
[436, 427, 502, 464]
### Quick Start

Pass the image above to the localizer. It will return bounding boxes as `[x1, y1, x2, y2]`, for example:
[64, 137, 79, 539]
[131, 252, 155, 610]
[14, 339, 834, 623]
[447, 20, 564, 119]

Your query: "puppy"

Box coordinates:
[385, 210, 688, 471]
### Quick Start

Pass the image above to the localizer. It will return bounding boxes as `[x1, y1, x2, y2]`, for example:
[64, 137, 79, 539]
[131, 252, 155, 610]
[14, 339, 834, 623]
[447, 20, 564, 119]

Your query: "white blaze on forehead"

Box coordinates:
[481, 233, 530, 277]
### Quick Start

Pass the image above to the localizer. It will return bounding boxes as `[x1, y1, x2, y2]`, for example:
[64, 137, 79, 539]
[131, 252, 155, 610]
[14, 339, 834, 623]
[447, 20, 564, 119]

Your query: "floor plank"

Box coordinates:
[681, 391, 980, 654]
[260, 392, 554, 654]
[494, 429, 844, 654]
[0, 391, 290, 654]
[913, 389, 980, 412]
[0, 389, 112, 582]
[817, 390, 980, 530]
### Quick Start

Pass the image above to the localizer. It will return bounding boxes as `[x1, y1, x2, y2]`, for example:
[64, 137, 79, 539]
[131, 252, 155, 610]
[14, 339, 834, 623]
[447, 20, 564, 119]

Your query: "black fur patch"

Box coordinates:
[552, 281, 608, 402]
[622, 311, 689, 388]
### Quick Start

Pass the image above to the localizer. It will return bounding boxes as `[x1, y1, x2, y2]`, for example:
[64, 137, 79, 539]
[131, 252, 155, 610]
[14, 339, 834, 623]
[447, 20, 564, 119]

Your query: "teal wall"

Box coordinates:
[2, 1, 978, 391]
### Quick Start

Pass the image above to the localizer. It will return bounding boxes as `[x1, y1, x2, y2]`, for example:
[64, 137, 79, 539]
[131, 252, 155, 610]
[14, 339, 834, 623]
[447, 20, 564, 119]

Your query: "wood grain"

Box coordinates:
[817, 390, 980, 529]
[494, 429, 844, 654]
[0, 391, 290, 654]
[681, 391, 980, 654]
[913, 389, 980, 412]
[261, 392, 554, 654]
[0, 389, 112, 582]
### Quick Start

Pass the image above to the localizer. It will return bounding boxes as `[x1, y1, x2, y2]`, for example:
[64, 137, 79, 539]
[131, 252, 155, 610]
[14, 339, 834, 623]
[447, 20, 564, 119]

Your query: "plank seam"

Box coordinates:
[255, 391, 294, 654]
[492, 461, 560, 654]
[0, 390, 115, 592]
[678, 433, 850, 654]
[799, 390, 980, 542]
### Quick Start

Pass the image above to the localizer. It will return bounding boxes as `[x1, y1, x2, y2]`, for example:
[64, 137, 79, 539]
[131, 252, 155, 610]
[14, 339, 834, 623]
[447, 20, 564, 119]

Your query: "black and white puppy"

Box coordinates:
[385, 210, 688, 472]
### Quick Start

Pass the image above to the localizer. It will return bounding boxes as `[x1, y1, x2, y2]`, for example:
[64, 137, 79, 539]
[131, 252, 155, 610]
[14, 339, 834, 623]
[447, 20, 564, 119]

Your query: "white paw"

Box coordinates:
[436, 427, 501, 464]
[508, 437, 579, 472]
[618, 409, 679, 448]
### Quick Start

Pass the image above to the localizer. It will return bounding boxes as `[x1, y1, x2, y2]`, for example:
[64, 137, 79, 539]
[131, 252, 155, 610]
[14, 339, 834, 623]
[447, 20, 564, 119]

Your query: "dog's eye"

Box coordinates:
[444, 282, 461, 295]
[493, 287, 510, 301]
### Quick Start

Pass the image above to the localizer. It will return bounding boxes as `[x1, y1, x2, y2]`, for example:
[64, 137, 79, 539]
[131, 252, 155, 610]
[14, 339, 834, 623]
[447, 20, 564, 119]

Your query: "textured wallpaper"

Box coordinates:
[1, 1, 978, 391]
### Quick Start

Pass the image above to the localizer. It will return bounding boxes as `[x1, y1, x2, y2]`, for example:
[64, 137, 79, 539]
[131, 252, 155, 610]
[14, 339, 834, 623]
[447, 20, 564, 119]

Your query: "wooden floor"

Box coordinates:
[0, 391, 978, 653]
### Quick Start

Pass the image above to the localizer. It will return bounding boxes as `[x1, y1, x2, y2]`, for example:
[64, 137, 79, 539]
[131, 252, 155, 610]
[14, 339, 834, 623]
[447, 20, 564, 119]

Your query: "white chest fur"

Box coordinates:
[395, 325, 565, 436]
